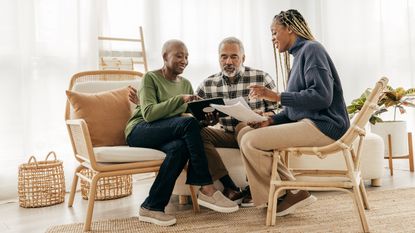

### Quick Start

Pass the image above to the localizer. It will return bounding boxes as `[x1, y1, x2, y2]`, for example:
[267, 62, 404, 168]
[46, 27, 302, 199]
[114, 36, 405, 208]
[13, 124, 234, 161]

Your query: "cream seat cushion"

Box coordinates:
[93, 146, 166, 163]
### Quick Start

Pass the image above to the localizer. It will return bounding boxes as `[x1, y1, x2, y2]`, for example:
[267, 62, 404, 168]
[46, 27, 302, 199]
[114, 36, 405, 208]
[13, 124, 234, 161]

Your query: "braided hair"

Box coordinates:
[273, 9, 314, 41]
[272, 9, 314, 92]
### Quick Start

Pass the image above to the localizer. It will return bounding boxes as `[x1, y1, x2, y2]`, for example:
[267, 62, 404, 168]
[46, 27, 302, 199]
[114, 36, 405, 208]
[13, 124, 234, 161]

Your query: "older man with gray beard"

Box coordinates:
[196, 37, 277, 207]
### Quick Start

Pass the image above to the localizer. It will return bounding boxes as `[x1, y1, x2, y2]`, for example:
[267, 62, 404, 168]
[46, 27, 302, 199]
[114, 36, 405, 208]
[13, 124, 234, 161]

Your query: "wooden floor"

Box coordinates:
[1, 161, 414, 233]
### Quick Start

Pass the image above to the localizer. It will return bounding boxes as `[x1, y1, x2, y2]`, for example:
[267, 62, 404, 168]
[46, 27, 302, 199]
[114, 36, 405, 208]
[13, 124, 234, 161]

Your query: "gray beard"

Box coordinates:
[223, 66, 244, 77]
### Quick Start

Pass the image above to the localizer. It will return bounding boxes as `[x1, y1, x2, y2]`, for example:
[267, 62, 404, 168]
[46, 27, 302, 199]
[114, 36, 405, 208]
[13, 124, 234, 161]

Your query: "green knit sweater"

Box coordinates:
[124, 71, 193, 139]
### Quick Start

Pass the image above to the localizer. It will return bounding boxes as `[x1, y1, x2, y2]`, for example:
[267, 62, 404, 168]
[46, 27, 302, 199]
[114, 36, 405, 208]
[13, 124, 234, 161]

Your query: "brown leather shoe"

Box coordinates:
[276, 190, 317, 217]
[241, 186, 254, 207]
[241, 194, 254, 207]
[222, 188, 244, 204]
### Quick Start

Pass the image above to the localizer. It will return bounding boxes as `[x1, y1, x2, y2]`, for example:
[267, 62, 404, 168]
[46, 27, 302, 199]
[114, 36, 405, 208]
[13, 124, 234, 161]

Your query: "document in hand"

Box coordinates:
[210, 102, 268, 122]
[223, 96, 250, 109]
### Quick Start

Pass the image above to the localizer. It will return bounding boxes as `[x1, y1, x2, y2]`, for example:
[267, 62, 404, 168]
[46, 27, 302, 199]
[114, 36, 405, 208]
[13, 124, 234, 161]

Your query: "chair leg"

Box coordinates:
[267, 152, 281, 226]
[266, 184, 282, 226]
[408, 132, 414, 172]
[343, 148, 369, 232]
[387, 134, 394, 176]
[352, 186, 370, 233]
[265, 184, 275, 226]
[83, 174, 100, 232]
[271, 188, 283, 226]
[68, 166, 83, 207]
[370, 178, 382, 187]
[359, 180, 370, 210]
[178, 195, 189, 205]
[189, 185, 200, 213]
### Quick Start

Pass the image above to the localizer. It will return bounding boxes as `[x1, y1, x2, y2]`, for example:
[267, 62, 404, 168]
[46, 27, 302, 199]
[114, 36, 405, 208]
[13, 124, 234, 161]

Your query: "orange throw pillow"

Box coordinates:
[66, 87, 131, 146]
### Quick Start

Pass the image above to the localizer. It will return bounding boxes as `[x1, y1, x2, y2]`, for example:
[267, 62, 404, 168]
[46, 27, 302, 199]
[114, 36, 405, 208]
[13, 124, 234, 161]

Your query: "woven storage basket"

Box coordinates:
[18, 151, 66, 208]
[80, 168, 132, 200]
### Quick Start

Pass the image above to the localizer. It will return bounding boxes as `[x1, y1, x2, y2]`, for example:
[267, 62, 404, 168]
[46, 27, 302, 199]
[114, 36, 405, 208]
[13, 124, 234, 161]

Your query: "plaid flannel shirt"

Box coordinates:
[196, 66, 277, 132]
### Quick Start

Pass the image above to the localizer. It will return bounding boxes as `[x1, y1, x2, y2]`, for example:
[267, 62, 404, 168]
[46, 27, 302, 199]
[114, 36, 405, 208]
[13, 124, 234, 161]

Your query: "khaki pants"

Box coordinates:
[239, 119, 334, 206]
[201, 123, 247, 181]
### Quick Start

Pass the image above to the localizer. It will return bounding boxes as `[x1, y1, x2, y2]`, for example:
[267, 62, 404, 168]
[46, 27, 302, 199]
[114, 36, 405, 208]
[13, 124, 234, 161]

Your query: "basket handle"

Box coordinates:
[45, 151, 57, 161]
[27, 156, 39, 168]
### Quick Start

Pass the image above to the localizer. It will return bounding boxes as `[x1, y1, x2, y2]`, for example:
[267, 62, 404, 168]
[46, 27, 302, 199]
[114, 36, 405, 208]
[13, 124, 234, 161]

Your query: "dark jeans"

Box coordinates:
[127, 116, 213, 211]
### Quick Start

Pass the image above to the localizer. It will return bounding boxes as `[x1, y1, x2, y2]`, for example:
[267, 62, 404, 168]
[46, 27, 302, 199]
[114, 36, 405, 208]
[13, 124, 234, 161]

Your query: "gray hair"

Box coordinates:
[218, 37, 245, 54]
[161, 39, 186, 56]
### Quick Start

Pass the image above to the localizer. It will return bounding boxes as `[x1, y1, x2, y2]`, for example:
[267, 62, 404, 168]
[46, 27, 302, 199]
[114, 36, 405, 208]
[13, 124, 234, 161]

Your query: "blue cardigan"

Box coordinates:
[271, 37, 350, 140]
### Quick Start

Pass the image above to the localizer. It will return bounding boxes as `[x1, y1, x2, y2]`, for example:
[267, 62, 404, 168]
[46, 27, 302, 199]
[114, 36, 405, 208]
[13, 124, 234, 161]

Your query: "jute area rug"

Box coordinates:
[47, 187, 415, 233]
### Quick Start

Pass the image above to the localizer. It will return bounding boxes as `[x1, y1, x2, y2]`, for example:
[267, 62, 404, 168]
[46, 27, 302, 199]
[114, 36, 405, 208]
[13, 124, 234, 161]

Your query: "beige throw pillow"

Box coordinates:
[66, 87, 131, 146]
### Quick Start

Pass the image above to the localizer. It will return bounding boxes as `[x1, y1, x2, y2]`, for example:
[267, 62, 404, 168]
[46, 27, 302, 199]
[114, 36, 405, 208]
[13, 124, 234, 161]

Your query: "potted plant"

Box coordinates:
[347, 86, 415, 157]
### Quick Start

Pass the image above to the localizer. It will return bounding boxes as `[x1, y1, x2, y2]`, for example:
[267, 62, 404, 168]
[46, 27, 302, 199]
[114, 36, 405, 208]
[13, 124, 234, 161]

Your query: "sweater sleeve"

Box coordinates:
[139, 75, 186, 122]
[281, 46, 334, 111]
[263, 73, 278, 111]
[270, 110, 294, 125]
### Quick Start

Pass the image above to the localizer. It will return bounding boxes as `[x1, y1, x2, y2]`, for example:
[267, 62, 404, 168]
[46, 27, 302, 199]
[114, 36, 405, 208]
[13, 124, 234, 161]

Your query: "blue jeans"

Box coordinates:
[127, 116, 213, 211]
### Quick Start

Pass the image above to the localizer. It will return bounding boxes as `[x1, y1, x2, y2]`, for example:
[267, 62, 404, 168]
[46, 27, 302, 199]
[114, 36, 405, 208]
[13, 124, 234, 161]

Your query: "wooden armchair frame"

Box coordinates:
[266, 77, 389, 233]
[65, 70, 199, 232]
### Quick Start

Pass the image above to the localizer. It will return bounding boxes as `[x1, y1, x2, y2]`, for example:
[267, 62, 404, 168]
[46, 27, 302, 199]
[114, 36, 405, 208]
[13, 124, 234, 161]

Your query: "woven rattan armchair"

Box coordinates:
[266, 77, 388, 232]
[65, 70, 199, 232]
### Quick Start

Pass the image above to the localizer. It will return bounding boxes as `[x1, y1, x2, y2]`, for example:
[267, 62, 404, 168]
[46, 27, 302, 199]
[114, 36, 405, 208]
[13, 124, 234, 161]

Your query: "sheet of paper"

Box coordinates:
[210, 102, 267, 122]
[223, 97, 250, 109]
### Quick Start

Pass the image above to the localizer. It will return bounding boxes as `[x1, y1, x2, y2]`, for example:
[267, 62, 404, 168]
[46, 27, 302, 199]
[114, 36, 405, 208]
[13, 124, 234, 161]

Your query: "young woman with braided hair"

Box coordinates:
[238, 9, 350, 216]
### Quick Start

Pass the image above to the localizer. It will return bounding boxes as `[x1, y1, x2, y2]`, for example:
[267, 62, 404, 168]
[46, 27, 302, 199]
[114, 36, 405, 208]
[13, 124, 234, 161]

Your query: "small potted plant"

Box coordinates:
[347, 86, 415, 157]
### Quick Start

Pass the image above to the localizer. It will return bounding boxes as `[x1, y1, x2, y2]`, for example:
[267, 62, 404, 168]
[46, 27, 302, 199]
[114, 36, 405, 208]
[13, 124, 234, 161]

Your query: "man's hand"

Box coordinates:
[128, 86, 138, 105]
[248, 84, 280, 102]
[200, 112, 220, 127]
[247, 117, 273, 129]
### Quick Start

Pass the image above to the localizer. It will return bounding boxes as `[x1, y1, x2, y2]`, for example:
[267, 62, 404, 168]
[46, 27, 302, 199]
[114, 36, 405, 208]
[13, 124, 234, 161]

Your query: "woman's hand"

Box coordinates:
[128, 86, 138, 105]
[182, 94, 201, 103]
[248, 84, 280, 102]
[253, 109, 264, 115]
[247, 117, 273, 129]
[253, 109, 276, 117]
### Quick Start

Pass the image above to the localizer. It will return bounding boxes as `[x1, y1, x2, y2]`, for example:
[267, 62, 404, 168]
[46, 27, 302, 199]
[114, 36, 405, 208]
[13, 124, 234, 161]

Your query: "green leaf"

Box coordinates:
[349, 84, 415, 123]
[405, 88, 415, 96]
[369, 115, 383, 125]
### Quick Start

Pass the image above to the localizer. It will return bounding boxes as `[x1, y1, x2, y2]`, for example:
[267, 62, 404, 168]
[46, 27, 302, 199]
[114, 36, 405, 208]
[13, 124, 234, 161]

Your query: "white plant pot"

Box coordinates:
[370, 121, 408, 157]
